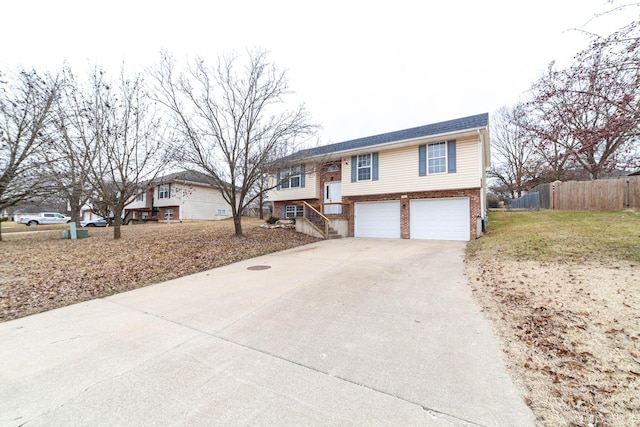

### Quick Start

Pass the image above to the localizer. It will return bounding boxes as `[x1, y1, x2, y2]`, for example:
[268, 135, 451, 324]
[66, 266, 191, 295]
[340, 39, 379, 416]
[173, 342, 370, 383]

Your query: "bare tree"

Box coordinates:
[525, 10, 640, 180]
[489, 104, 541, 198]
[149, 49, 318, 236]
[38, 64, 98, 226]
[571, 18, 640, 172]
[526, 45, 639, 180]
[73, 66, 172, 239]
[0, 68, 59, 240]
[525, 63, 583, 181]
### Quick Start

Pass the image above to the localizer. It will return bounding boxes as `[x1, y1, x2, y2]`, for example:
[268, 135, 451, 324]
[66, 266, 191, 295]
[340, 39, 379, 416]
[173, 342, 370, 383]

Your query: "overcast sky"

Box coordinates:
[1, 1, 634, 144]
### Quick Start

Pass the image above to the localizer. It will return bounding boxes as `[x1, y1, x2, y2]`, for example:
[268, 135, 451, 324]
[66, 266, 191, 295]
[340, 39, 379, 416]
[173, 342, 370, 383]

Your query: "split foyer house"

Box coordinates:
[268, 113, 490, 241]
[124, 170, 233, 223]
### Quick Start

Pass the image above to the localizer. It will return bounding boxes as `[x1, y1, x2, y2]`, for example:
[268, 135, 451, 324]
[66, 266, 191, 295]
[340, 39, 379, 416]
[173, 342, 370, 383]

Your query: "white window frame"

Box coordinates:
[427, 142, 447, 174]
[136, 192, 144, 202]
[285, 205, 303, 217]
[279, 166, 302, 189]
[158, 184, 170, 199]
[217, 209, 226, 215]
[164, 208, 173, 219]
[357, 154, 372, 181]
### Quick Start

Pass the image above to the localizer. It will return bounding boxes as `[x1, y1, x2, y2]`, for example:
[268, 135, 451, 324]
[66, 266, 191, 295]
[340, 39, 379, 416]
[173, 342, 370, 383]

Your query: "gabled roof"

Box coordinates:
[158, 170, 235, 190]
[287, 113, 489, 161]
[160, 170, 218, 186]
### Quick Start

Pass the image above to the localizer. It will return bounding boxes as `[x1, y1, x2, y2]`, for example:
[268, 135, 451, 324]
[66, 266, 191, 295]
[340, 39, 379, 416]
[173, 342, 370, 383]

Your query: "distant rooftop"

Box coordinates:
[161, 170, 216, 186]
[287, 112, 489, 160]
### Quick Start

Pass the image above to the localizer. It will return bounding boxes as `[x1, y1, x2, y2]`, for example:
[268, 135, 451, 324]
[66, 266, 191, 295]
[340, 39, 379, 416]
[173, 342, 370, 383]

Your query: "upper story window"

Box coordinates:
[136, 192, 144, 202]
[278, 165, 304, 189]
[419, 141, 456, 176]
[327, 165, 339, 173]
[350, 153, 378, 182]
[428, 142, 447, 174]
[158, 184, 170, 199]
[357, 154, 372, 181]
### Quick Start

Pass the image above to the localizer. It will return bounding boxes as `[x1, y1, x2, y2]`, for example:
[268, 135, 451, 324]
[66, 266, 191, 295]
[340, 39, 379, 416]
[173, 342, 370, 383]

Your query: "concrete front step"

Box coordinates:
[327, 227, 341, 238]
[306, 218, 342, 239]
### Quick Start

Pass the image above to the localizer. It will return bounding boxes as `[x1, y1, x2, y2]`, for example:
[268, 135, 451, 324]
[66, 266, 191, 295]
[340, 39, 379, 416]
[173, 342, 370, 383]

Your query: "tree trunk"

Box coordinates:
[258, 192, 264, 220]
[233, 214, 243, 236]
[69, 198, 82, 227]
[113, 207, 123, 239]
[113, 217, 122, 239]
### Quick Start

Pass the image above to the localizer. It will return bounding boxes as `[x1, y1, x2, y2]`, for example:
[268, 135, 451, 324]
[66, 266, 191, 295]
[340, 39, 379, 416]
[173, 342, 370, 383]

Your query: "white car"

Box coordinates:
[80, 218, 109, 227]
[17, 212, 72, 226]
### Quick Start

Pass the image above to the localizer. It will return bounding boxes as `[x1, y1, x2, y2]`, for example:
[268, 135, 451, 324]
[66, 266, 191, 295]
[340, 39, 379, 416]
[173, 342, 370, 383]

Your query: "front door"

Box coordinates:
[324, 182, 342, 214]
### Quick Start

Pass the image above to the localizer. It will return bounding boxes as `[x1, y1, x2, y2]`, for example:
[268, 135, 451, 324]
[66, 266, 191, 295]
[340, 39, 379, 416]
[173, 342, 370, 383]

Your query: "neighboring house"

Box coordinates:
[124, 170, 233, 223]
[81, 210, 103, 222]
[268, 113, 490, 241]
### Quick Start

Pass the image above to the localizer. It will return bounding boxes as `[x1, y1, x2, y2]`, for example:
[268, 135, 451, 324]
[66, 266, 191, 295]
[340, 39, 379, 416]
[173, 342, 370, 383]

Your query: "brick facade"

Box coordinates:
[274, 199, 318, 218]
[159, 206, 180, 220]
[342, 188, 482, 239]
[319, 161, 342, 184]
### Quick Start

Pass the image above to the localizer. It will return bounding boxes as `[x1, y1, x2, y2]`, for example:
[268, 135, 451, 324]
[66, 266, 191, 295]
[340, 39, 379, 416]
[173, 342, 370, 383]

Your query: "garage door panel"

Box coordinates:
[355, 201, 400, 238]
[410, 198, 470, 241]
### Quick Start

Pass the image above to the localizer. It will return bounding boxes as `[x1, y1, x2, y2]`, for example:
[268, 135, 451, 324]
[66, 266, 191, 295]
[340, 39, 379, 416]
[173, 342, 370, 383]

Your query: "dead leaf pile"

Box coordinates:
[0, 218, 319, 322]
[466, 258, 640, 426]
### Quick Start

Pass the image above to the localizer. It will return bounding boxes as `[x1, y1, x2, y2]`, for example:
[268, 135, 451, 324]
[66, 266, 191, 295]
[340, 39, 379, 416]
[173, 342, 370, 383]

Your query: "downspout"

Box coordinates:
[478, 129, 487, 235]
[180, 179, 185, 222]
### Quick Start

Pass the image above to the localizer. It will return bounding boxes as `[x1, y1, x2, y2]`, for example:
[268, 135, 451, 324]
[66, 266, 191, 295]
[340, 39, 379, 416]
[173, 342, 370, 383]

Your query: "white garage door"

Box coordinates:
[355, 201, 400, 238]
[410, 197, 470, 241]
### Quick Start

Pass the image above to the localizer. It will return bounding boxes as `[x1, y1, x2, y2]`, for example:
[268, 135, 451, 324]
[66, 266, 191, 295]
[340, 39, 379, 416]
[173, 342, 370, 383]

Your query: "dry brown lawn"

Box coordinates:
[0, 218, 319, 322]
[466, 210, 640, 427]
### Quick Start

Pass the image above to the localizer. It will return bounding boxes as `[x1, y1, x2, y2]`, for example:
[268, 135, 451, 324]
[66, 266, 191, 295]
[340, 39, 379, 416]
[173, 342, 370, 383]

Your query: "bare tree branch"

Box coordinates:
[60, 64, 174, 239]
[149, 48, 318, 236]
[489, 104, 542, 198]
[0, 67, 60, 240]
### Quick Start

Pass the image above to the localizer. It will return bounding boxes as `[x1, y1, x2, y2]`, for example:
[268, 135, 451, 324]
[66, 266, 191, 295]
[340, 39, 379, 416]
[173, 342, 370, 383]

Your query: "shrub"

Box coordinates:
[265, 216, 278, 224]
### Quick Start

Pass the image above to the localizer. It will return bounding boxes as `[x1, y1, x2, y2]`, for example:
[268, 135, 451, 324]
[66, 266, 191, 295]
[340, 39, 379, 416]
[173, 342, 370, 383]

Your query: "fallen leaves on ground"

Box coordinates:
[466, 257, 640, 426]
[0, 218, 319, 322]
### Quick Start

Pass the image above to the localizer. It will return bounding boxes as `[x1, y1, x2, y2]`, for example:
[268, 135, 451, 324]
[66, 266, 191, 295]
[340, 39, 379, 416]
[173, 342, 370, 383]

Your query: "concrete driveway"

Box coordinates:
[0, 238, 534, 426]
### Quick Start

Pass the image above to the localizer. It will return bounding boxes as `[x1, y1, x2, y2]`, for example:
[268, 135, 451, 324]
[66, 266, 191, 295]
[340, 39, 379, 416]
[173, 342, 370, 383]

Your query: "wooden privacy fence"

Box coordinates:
[528, 176, 640, 210]
[507, 192, 541, 210]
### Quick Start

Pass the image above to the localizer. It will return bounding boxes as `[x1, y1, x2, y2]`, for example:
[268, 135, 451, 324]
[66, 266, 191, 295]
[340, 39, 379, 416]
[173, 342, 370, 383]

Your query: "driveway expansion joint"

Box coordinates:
[105, 298, 485, 426]
[213, 334, 487, 427]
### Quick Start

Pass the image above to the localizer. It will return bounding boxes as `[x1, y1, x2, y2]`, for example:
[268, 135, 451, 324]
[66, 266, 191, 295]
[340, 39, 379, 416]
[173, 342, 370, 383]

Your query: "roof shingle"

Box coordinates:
[288, 112, 488, 160]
